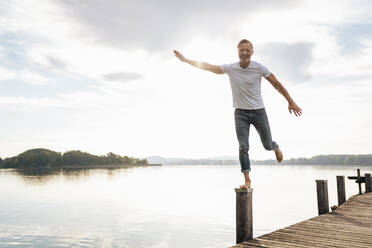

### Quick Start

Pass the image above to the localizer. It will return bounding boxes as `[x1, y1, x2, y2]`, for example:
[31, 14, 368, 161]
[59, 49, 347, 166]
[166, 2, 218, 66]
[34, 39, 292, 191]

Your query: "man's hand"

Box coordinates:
[172, 50, 224, 74]
[288, 102, 302, 117]
[173, 50, 186, 62]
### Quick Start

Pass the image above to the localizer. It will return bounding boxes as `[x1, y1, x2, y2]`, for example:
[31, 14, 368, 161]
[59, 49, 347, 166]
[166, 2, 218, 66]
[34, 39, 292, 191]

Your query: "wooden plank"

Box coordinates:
[242, 237, 310, 248]
[302, 220, 372, 234]
[258, 233, 349, 248]
[287, 221, 372, 236]
[313, 213, 372, 226]
[275, 227, 372, 245]
[283, 226, 372, 242]
[262, 231, 366, 248]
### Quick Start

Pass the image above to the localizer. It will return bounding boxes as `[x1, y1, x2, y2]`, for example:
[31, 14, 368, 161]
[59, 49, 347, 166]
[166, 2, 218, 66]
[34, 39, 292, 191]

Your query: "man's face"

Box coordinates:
[238, 43, 253, 61]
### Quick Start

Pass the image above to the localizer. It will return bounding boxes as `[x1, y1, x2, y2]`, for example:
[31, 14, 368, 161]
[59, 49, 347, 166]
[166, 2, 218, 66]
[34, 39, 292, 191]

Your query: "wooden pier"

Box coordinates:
[231, 192, 372, 248]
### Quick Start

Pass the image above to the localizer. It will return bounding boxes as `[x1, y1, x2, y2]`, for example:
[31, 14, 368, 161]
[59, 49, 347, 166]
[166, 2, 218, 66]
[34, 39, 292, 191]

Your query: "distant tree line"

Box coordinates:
[0, 148, 148, 169]
[252, 154, 372, 166]
[162, 154, 372, 166]
[165, 159, 239, 165]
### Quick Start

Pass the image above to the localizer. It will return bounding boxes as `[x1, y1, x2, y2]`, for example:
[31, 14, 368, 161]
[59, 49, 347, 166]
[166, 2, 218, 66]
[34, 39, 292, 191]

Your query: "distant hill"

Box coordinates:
[256, 154, 372, 166]
[0, 148, 147, 169]
[207, 155, 238, 160]
[145, 155, 238, 165]
[146, 154, 372, 166]
[145, 156, 185, 164]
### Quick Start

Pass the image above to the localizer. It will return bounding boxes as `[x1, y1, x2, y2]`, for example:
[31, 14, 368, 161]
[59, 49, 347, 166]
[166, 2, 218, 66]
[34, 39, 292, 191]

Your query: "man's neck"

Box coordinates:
[239, 59, 251, 69]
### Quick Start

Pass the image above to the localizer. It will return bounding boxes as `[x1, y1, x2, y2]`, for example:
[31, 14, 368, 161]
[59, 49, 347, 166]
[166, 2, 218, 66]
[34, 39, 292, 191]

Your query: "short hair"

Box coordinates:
[237, 39, 253, 49]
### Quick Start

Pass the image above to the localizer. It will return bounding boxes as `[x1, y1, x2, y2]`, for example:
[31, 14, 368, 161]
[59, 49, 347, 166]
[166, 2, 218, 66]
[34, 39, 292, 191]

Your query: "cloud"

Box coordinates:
[333, 23, 372, 54]
[0, 96, 68, 111]
[0, 67, 16, 81]
[257, 42, 314, 83]
[103, 72, 144, 83]
[45, 55, 68, 70]
[0, 92, 115, 112]
[55, 0, 296, 52]
[18, 70, 51, 86]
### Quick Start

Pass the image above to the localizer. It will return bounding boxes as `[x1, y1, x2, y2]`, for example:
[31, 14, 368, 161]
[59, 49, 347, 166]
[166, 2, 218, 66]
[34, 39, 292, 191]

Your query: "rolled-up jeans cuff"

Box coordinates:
[241, 168, 251, 173]
[272, 141, 279, 151]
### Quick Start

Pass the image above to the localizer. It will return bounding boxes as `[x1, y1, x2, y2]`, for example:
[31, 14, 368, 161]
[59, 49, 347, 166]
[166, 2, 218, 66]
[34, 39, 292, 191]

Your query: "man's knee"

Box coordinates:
[263, 141, 278, 151]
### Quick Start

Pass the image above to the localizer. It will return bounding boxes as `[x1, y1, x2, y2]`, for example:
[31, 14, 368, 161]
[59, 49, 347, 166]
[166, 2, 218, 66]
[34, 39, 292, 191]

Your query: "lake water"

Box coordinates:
[0, 164, 371, 248]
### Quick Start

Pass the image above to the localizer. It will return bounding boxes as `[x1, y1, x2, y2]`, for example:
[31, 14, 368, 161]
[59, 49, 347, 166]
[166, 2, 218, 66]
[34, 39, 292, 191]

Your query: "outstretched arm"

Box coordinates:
[265, 74, 302, 116]
[173, 50, 224, 74]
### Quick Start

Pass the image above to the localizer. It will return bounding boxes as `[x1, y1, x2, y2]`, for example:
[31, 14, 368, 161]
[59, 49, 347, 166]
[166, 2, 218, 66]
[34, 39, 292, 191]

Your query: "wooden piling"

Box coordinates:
[316, 180, 329, 215]
[235, 188, 253, 244]
[357, 169, 362, 194]
[336, 176, 346, 206]
[365, 173, 371, 193]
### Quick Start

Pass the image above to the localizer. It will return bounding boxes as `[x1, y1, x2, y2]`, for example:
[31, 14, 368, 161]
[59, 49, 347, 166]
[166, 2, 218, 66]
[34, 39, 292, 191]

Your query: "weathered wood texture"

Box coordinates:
[337, 176, 346, 206]
[365, 173, 371, 193]
[357, 169, 362, 194]
[230, 192, 372, 248]
[236, 188, 253, 244]
[316, 180, 329, 215]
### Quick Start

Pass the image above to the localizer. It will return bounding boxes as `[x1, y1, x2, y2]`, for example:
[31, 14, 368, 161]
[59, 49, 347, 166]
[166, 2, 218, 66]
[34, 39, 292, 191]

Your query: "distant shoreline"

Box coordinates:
[161, 163, 372, 167]
[58, 164, 162, 169]
[0, 164, 162, 170]
[147, 154, 372, 166]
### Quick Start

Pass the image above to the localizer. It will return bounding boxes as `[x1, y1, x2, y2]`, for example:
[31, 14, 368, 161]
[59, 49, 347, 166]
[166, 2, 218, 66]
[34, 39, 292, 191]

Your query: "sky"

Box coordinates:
[1, 0, 372, 160]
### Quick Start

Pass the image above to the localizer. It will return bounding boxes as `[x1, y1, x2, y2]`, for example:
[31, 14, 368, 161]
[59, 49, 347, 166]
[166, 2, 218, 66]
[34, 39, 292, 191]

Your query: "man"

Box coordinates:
[173, 39, 302, 189]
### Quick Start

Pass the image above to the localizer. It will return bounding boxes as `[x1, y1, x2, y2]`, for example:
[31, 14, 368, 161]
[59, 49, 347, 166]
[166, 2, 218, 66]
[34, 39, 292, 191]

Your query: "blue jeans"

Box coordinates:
[234, 108, 279, 173]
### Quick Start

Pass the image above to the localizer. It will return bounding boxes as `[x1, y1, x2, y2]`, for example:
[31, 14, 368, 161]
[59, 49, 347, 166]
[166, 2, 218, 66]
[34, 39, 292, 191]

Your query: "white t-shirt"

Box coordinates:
[221, 61, 271, 110]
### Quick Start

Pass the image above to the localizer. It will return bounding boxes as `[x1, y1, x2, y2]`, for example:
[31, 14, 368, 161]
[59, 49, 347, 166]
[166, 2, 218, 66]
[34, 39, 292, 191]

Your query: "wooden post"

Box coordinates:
[357, 169, 362, 195]
[336, 176, 346, 206]
[316, 180, 329, 215]
[365, 173, 371, 193]
[235, 188, 253, 244]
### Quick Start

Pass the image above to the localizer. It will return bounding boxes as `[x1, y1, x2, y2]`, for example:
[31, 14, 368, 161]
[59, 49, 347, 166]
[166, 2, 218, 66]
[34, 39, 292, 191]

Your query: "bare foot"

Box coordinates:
[275, 148, 283, 163]
[240, 171, 251, 189]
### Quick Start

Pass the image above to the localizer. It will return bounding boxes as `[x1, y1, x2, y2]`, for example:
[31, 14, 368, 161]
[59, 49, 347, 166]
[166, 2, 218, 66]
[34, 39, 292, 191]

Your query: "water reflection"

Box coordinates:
[14, 168, 61, 184]
[13, 167, 135, 185]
